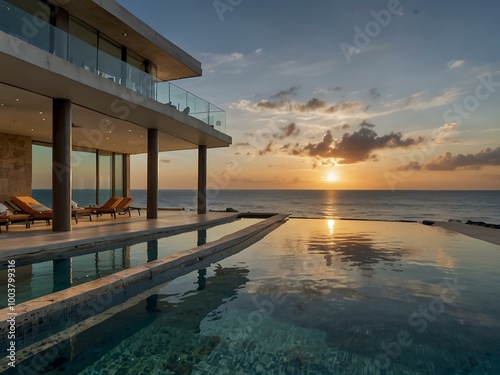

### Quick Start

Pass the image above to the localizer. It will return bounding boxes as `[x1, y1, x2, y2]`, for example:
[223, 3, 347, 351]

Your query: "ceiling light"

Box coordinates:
[39, 111, 43, 115]
[42, 118, 46, 121]
[15, 98, 19, 102]
[122, 32, 128, 37]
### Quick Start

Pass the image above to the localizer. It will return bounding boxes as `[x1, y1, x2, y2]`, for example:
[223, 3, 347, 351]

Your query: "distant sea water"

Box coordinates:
[32, 189, 500, 223]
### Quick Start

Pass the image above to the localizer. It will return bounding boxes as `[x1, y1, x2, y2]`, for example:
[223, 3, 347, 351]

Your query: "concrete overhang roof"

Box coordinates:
[53, 0, 202, 81]
[0, 32, 231, 154]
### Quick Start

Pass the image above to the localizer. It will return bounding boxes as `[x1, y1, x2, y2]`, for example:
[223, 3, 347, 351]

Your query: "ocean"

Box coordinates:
[32, 189, 500, 223]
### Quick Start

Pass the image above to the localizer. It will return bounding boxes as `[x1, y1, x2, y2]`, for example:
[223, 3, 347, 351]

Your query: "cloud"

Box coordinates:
[383, 88, 461, 111]
[360, 120, 376, 128]
[233, 97, 365, 115]
[395, 161, 422, 171]
[426, 147, 500, 171]
[396, 147, 500, 171]
[302, 127, 426, 164]
[270, 86, 300, 100]
[433, 122, 459, 144]
[313, 86, 343, 95]
[369, 88, 381, 99]
[272, 123, 300, 139]
[273, 60, 335, 77]
[447, 60, 465, 69]
[258, 141, 275, 156]
[202, 50, 263, 73]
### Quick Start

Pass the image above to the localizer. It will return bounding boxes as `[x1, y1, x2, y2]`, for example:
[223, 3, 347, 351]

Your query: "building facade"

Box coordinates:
[0, 0, 231, 230]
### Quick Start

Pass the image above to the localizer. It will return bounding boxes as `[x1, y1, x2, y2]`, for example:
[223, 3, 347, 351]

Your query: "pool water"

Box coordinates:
[18, 219, 500, 374]
[0, 219, 261, 307]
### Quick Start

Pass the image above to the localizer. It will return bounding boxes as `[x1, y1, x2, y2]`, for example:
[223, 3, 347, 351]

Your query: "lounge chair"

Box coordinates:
[0, 202, 31, 232]
[71, 201, 95, 222]
[11, 196, 52, 225]
[116, 197, 141, 217]
[93, 197, 125, 219]
[11, 196, 87, 224]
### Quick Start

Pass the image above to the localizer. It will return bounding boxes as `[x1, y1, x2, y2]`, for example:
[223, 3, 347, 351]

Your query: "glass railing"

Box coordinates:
[0, 0, 225, 133]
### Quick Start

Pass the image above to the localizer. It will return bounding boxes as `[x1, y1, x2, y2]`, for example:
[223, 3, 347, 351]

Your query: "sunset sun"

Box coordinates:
[325, 172, 339, 182]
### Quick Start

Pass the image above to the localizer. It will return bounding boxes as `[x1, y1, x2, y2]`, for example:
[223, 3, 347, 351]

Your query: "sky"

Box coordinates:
[119, 0, 500, 190]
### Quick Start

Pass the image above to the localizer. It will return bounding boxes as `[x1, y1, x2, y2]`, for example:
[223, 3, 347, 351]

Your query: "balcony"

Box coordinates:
[0, 0, 226, 132]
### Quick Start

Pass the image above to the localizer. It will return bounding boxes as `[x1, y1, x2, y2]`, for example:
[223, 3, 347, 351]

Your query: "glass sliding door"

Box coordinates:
[72, 149, 97, 206]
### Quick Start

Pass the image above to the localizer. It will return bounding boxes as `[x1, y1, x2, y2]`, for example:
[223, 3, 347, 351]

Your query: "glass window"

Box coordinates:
[32, 143, 52, 207]
[3, 0, 51, 51]
[125, 50, 149, 95]
[114, 154, 124, 197]
[98, 151, 112, 204]
[72, 149, 97, 206]
[68, 16, 98, 71]
[97, 35, 122, 83]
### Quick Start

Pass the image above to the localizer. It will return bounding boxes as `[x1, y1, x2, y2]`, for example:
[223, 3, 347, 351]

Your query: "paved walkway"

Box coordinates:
[0, 211, 239, 259]
[434, 221, 500, 246]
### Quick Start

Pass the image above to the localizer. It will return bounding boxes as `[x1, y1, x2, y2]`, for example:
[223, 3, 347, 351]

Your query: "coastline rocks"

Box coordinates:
[466, 220, 500, 229]
[422, 220, 435, 226]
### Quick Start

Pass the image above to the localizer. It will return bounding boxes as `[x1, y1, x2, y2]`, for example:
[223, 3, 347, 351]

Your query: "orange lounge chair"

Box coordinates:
[94, 197, 125, 219]
[11, 196, 53, 225]
[116, 197, 141, 217]
[1, 202, 31, 232]
[0, 214, 31, 232]
[11, 196, 86, 224]
[0, 203, 30, 233]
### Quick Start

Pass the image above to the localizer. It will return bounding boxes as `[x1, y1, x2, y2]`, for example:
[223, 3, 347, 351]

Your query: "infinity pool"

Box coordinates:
[0, 218, 261, 307]
[10, 219, 500, 374]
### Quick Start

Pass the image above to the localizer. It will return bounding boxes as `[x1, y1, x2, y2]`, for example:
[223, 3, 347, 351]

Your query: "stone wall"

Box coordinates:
[0, 133, 32, 203]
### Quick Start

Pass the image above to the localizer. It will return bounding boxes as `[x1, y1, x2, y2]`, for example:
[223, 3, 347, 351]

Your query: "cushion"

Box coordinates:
[0, 203, 12, 216]
[71, 200, 79, 209]
[30, 203, 51, 212]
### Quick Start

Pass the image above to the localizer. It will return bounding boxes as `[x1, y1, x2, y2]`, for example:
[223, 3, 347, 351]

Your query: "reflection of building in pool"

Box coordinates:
[44, 266, 250, 374]
[0, 0, 230, 231]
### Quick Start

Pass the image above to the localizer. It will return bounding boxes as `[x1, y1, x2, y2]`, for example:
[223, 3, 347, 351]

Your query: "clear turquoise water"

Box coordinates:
[18, 219, 499, 375]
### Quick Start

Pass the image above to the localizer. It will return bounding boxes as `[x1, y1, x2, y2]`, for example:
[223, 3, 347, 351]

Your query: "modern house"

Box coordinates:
[0, 0, 231, 230]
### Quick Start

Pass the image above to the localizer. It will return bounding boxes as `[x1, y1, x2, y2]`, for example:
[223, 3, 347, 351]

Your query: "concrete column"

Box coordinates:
[197, 145, 207, 214]
[123, 154, 131, 197]
[96, 149, 100, 204]
[52, 99, 72, 231]
[147, 128, 159, 219]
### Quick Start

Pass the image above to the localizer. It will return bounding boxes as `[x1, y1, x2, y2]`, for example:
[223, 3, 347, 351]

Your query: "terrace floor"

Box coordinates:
[0, 210, 240, 261]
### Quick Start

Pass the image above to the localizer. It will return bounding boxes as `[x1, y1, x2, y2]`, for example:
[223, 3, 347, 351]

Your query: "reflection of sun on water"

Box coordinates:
[327, 219, 335, 234]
